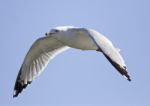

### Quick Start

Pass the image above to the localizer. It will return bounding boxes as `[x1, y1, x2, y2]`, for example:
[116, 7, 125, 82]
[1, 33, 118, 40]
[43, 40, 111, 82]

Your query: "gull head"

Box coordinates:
[45, 26, 76, 36]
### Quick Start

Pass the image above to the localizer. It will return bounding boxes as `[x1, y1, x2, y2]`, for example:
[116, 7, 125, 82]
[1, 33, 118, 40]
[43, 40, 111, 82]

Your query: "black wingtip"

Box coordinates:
[13, 83, 22, 98]
[13, 66, 32, 98]
[122, 66, 131, 82]
[13, 81, 25, 98]
[127, 76, 131, 82]
[122, 72, 132, 82]
[128, 78, 131, 82]
[123, 74, 131, 82]
[13, 80, 32, 98]
[103, 53, 132, 82]
[13, 91, 18, 98]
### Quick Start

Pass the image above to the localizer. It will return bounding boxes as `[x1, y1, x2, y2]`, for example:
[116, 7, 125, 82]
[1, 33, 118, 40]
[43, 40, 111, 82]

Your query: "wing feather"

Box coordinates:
[13, 36, 69, 97]
[88, 29, 131, 81]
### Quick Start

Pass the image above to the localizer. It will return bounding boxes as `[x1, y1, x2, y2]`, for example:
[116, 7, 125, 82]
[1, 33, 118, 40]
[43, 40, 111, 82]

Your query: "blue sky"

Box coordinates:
[0, 0, 150, 105]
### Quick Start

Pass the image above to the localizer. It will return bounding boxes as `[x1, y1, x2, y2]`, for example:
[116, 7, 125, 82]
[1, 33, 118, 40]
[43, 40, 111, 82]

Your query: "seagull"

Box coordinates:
[13, 26, 131, 97]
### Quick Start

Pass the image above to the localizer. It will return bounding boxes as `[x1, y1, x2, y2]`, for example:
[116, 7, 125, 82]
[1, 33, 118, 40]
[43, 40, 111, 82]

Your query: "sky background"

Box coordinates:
[0, 0, 150, 106]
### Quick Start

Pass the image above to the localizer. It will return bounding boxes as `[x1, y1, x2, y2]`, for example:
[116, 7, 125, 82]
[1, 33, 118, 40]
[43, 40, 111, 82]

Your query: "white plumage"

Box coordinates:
[13, 26, 131, 97]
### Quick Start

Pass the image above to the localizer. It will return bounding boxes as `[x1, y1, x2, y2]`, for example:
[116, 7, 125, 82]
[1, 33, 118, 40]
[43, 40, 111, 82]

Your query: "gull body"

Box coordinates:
[13, 26, 131, 97]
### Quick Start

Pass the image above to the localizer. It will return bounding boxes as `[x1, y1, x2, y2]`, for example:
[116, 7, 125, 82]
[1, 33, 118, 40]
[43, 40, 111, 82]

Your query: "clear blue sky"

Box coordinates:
[0, 0, 150, 105]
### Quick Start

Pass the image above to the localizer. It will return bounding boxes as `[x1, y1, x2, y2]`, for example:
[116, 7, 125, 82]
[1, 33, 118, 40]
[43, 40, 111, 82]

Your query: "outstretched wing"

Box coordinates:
[13, 36, 69, 97]
[88, 29, 131, 81]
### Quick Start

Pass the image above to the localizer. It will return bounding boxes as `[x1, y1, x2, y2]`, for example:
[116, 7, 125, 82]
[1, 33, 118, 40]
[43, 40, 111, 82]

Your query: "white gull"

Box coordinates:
[13, 26, 131, 97]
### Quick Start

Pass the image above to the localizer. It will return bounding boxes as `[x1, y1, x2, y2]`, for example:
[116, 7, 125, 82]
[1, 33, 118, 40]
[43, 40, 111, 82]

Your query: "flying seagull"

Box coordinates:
[13, 26, 131, 97]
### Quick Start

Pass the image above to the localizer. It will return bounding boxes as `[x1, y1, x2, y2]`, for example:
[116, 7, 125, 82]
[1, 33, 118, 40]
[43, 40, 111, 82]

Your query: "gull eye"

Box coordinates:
[52, 29, 59, 33]
[50, 29, 59, 34]
[55, 29, 59, 32]
[45, 33, 48, 36]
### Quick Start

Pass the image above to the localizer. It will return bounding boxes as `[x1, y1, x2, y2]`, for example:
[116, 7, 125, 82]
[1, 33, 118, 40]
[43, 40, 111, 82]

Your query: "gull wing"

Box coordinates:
[87, 29, 131, 81]
[13, 36, 69, 97]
